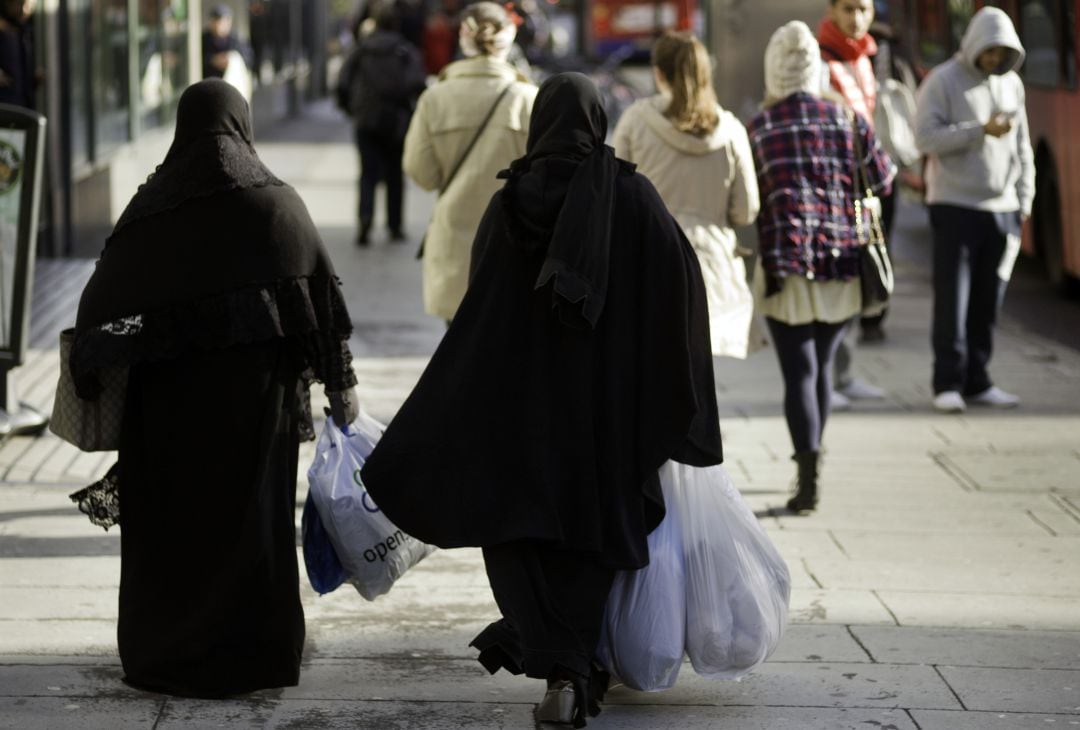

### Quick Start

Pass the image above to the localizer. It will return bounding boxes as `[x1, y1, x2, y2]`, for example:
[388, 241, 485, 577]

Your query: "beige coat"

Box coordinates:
[613, 95, 761, 357]
[403, 57, 536, 320]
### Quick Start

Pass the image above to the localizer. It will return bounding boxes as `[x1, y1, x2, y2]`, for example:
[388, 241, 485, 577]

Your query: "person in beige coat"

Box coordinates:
[613, 31, 760, 358]
[403, 2, 537, 322]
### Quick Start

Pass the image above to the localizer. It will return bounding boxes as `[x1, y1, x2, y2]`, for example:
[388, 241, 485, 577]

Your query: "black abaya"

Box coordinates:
[118, 340, 305, 696]
[70, 80, 355, 697]
[359, 74, 722, 725]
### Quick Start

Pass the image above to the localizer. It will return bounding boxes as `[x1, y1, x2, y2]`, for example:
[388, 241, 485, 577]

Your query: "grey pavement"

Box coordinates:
[2, 100, 1080, 729]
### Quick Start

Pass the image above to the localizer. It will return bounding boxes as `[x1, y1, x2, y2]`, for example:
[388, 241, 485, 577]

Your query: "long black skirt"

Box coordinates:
[470, 542, 615, 719]
[116, 339, 305, 697]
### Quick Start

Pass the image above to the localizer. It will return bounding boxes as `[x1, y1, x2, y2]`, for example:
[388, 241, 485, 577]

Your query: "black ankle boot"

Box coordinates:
[786, 451, 820, 513]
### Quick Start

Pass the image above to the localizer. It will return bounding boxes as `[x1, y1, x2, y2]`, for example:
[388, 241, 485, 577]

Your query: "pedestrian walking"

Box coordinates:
[360, 73, 723, 726]
[0, 0, 37, 109]
[613, 30, 760, 358]
[748, 21, 893, 513]
[202, 4, 255, 99]
[337, 0, 426, 246]
[915, 6, 1032, 414]
[403, 1, 536, 323]
[69, 79, 358, 697]
[817, 0, 892, 406]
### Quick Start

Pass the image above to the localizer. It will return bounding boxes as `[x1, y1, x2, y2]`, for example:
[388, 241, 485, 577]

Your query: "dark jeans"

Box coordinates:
[766, 317, 849, 453]
[355, 128, 404, 233]
[929, 204, 1011, 396]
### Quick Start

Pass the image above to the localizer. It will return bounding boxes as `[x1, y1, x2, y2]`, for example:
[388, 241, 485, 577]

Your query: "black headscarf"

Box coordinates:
[73, 79, 352, 391]
[500, 72, 621, 329]
[110, 79, 282, 240]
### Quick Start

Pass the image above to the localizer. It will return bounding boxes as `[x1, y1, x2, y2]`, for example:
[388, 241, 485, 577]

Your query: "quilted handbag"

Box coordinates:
[50, 328, 127, 452]
[849, 114, 894, 316]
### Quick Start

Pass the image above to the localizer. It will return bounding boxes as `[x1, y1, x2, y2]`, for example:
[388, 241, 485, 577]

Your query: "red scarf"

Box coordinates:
[817, 18, 878, 61]
[817, 17, 878, 124]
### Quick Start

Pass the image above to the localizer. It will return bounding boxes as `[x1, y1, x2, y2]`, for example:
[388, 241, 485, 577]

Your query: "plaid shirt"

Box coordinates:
[748, 93, 894, 282]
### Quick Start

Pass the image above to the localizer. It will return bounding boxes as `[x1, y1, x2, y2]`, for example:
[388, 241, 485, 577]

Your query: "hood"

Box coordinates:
[639, 95, 737, 155]
[959, 7, 1025, 73]
[362, 29, 406, 55]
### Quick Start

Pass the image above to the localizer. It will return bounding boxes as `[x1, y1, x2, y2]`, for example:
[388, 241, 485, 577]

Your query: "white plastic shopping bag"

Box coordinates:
[596, 497, 686, 692]
[598, 461, 790, 688]
[306, 410, 436, 600]
[664, 461, 791, 679]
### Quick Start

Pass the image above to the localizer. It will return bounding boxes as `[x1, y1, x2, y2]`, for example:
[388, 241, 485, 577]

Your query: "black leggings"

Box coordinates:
[766, 317, 850, 453]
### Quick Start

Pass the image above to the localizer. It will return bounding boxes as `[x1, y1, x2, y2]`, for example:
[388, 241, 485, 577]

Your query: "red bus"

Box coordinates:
[890, 0, 1080, 288]
[588, 0, 698, 57]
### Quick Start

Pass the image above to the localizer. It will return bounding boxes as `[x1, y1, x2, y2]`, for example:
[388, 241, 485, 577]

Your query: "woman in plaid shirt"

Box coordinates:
[748, 21, 893, 513]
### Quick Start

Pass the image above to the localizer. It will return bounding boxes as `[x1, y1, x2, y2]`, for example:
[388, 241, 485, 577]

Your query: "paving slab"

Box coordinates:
[911, 709, 1080, 729]
[829, 531, 1080, 564]
[603, 662, 959, 710]
[935, 448, 1080, 494]
[805, 557, 1080, 596]
[767, 625, 872, 664]
[0, 697, 161, 729]
[157, 698, 534, 729]
[0, 620, 117, 655]
[937, 666, 1080, 714]
[877, 591, 1080, 631]
[787, 588, 897, 625]
[850, 626, 1080, 669]
[575, 705, 918, 729]
[0, 557, 120, 588]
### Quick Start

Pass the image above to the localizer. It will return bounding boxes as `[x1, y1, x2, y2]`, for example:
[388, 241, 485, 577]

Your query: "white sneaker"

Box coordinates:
[839, 377, 886, 400]
[933, 390, 966, 413]
[967, 386, 1020, 408]
[831, 390, 852, 411]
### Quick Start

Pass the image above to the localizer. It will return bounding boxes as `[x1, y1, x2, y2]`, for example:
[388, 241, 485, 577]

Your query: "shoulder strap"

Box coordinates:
[440, 83, 513, 195]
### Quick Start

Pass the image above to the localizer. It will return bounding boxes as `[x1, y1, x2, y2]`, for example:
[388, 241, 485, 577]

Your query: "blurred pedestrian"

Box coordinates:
[420, 0, 461, 75]
[748, 21, 893, 513]
[202, 4, 255, 99]
[403, 1, 536, 323]
[361, 73, 722, 726]
[817, 0, 892, 404]
[0, 0, 38, 109]
[337, 0, 426, 245]
[613, 30, 760, 358]
[69, 80, 358, 696]
[915, 7, 1032, 413]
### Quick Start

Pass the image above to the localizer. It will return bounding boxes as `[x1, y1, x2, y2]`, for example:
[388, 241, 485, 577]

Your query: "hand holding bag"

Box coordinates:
[306, 409, 436, 600]
[50, 328, 127, 452]
[849, 114, 894, 316]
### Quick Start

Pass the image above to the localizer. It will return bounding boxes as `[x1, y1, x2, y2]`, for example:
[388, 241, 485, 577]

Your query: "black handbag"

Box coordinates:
[50, 328, 127, 452]
[849, 114, 894, 315]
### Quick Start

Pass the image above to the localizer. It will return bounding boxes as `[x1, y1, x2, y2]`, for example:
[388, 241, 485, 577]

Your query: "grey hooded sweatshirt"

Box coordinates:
[914, 7, 1035, 216]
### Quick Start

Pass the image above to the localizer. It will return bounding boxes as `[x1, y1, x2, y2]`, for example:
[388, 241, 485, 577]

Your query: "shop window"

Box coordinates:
[93, 0, 131, 152]
[138, 1, 190, 130]
[68, 0, 92, 166]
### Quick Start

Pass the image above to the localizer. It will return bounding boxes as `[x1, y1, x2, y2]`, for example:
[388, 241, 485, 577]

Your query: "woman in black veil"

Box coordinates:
[361, 73, 722, 726]
[71, 79, 357, 697]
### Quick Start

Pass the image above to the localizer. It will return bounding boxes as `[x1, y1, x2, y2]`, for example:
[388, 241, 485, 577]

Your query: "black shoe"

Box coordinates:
[786, 451, 819, 513]
[859, 323, 886, 343]
[389, 228, 407, 242]
[357, 221, 371, 246]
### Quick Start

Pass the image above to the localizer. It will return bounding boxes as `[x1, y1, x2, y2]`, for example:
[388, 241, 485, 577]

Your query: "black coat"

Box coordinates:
[361, 166, 722, 570]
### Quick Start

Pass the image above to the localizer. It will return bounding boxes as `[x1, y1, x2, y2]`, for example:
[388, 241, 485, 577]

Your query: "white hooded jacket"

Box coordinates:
[914, 7, 1035, 216]
[613, 95, 761, 357]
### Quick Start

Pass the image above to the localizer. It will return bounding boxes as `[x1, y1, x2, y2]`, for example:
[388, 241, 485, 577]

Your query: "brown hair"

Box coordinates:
[651, 31, 719, 137]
